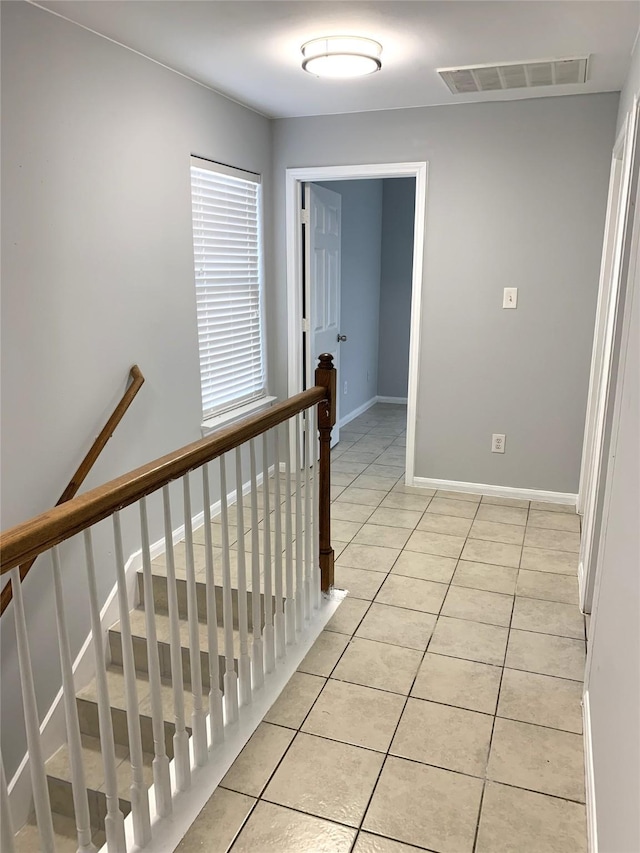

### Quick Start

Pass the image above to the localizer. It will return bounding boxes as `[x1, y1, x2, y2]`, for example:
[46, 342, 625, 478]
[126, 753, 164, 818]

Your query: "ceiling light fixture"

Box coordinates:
[301, 36, 382, 78]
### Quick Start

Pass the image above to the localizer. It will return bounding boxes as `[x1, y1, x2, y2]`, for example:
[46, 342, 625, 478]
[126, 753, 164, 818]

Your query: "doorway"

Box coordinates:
[285, 163, 428, 484]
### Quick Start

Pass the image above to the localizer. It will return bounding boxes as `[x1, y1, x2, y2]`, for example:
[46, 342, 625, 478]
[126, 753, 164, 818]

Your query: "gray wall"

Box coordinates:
[0, 1, 272, 774]
[378, 178, 416, 399]
[272, 94, 618, 492]
[316, 180, 383, 422]
[588, 37, 640, 852]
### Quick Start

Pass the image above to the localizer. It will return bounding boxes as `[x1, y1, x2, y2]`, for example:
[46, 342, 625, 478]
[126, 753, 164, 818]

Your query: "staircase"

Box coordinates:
[1, 355, 339, 853]
[13, 516, 266, 852]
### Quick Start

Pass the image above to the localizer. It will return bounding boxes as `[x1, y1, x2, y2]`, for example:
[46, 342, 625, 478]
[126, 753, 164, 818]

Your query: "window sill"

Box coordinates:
[201, 396, 277, 437]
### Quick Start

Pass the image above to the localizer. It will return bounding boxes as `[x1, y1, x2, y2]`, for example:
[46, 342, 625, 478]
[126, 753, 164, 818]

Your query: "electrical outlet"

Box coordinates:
[343, 381, 348, 395]
[492, 434, 506, 453]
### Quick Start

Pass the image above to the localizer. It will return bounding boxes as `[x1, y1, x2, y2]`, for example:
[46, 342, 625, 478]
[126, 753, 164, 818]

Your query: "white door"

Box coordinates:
[305, 182, 342, 444]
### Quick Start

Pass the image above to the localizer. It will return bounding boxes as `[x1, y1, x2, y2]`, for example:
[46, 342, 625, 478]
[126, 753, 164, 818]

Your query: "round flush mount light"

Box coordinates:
[301, 36, 382, 78]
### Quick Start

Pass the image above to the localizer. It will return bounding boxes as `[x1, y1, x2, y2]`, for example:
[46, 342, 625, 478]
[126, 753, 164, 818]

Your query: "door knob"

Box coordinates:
[337, 334, 348, 342]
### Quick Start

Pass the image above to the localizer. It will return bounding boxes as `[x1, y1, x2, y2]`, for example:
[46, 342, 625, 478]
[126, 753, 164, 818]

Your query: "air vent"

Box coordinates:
[438, 57, 589, 95]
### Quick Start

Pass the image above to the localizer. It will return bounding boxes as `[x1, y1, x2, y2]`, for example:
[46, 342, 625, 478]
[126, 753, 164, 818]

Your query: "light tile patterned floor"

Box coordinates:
[178, 404, 588, 853]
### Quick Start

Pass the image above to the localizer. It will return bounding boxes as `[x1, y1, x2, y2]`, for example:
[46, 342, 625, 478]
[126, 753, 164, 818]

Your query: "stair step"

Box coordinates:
[77, 665, 205, 758]
[108, 607, 252, 690]
[43, 734, 153, 834]
[14, 811, 106, 853]
[139, 564, 269, 629]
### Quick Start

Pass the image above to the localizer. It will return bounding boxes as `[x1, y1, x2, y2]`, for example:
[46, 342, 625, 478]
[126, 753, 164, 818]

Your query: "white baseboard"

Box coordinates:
[411, 476, 578, 506]
[338, 395, 408, 427]
[339, 396, 377, 428]
[7, 465, 272, 826]
[376, 395, 407, 404]
[582, 690, 598, 853]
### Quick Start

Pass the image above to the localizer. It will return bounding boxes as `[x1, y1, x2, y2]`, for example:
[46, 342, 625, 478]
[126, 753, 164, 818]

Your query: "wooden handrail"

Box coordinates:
[0, 385, 328, 575]
[0, 366, 145, 615]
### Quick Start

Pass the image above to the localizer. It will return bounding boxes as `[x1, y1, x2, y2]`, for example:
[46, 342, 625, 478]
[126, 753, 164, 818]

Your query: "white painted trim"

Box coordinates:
[411, 476, 577, 506]
[579, 95, 640, 612]
[583, 89, 640, 689]
[405, 164, 428, 489]
[339, 397, 378, 428]
[118, 591, 345, 853]
[578, 561, 587, 613]
[200, 395, 277, 436]
[285, 161, 428, 488]
[577, 130, 625, 516]
[376, 395, 408, 405]
[582, 690, 598, 853]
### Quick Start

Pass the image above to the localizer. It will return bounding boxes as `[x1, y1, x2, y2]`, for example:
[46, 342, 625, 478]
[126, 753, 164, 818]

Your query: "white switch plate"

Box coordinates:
[343, 381, 348, 395]
[492, 434, 506, 453]
[503, 287, 518, 308]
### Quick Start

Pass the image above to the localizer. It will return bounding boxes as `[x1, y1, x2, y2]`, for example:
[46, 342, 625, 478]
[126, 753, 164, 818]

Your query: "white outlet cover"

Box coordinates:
[492, 433, 506, 453]
[503, 287, 518, 308]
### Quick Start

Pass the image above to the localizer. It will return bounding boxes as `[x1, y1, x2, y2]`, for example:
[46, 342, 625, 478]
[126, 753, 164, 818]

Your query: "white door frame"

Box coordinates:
[582, 96, 640, 853]
[285, 162, 428, 484]
[577, 98, 639, 613]
[578, 123, 629, 515]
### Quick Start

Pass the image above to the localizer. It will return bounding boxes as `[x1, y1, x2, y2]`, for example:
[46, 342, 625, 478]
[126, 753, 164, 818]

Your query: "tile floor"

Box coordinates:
[178, 404, 588, 853]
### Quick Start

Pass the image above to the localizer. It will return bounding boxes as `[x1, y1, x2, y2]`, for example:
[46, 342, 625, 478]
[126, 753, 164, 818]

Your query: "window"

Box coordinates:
[190, 157, 266, 421]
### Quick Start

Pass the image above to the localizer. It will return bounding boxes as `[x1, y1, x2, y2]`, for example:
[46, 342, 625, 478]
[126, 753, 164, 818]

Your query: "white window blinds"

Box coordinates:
[190, 157, 266, 420]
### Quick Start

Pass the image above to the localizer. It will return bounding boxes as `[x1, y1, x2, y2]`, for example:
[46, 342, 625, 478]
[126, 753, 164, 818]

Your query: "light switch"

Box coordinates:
[503, 288, 518, 309]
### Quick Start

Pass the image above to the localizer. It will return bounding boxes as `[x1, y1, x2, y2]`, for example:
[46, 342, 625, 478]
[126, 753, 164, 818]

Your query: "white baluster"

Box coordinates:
[161, 487, 191, 791]
[294, 414, 304, 632]
[112, 513, 151, 848]
[51, 547, 97, 853]
[233, 448, 252, 707]
[283, 423, 295, 645]
[1, 745, 16, 853]
[303, 412, 312, 621]
[261, 433, 275, 674]
[272, 427, 286, 659]
[200, 467, 224, 745]
[10, 566, 55, 852]
[218, 456, 239, 724]
[311, 406, 321, 610]
[84, 530, 126, 851]
[248, 440, 264, 689]
[139, 499, 172, 817]
[182, 474, 208, 766]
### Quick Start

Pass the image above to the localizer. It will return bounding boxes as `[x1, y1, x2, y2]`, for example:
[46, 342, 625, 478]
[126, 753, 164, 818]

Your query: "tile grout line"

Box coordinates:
[216, 406, 585, 851]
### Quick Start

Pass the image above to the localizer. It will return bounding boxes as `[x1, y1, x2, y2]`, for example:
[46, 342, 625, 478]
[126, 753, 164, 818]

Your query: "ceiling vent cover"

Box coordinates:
[438, 57, 588, 95]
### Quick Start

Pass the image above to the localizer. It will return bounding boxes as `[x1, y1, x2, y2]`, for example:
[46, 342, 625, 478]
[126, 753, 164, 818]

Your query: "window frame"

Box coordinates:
[190, 155, 271, 431]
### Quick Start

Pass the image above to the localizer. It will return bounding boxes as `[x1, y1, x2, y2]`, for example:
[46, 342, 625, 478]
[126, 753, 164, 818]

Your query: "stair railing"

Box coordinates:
[0, 354, 336, 853]
[0, 364, 145, 617]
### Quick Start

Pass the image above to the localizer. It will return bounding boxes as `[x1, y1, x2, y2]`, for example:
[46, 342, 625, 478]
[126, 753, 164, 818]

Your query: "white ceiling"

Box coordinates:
[36, 1, 640, 118]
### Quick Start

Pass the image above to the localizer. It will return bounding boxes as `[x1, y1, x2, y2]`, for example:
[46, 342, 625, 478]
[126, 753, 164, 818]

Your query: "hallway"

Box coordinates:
[177, 403, 587, 852]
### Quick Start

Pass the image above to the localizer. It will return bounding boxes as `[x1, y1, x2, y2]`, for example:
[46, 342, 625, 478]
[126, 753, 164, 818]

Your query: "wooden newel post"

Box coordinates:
[315, 353, 336, 592]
